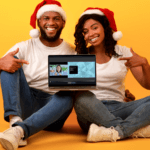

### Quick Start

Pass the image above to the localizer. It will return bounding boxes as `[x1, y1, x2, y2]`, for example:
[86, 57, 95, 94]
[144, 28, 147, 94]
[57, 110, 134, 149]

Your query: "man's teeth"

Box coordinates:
[47, 28, 55, 31]
[90, 37, 98, 42]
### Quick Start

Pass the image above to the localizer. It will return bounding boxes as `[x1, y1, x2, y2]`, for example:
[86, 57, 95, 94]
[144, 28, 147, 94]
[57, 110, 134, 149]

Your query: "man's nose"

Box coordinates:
[47, 19, 55, 25]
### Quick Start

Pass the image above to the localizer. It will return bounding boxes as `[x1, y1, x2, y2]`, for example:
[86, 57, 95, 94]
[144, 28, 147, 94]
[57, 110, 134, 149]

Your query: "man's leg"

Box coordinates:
[0, 67, 35, 147]
[43, 107, 73, 131]
[1, 68, 34, 122]
[12, 91, 74, 139]
[0, 84, 73, 149]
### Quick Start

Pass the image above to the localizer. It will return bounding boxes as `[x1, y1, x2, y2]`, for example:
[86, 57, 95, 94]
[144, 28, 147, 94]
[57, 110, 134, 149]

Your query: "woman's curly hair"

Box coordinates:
[74, 14, 119, 57]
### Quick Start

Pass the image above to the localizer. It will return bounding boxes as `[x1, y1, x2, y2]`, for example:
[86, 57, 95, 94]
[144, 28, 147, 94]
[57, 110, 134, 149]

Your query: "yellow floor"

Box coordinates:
[0, 90, 150, 150]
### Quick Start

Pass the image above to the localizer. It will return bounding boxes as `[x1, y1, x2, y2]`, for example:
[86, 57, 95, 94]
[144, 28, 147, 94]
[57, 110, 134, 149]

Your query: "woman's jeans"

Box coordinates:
[0, 68, 74, 139]
[74, 91, 150, 138]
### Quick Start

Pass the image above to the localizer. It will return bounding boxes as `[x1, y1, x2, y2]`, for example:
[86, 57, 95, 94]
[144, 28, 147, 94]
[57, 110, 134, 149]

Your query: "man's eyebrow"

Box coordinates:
[54, 16, 61, 18]
[43, 15, 49, 17]
[42, 15, 61, 18]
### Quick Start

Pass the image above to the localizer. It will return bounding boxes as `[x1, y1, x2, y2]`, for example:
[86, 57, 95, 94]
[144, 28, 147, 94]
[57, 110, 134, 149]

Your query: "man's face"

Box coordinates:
[38, 11, 65, 42]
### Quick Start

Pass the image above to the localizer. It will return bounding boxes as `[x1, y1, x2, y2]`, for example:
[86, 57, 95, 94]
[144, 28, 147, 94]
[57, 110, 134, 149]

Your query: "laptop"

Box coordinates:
[48, 55, 97, 90]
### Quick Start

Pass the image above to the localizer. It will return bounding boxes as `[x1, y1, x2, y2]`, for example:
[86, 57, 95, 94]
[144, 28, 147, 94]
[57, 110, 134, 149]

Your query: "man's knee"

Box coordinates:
[1, 70, 11, 82]
[55, 91, 74, 109]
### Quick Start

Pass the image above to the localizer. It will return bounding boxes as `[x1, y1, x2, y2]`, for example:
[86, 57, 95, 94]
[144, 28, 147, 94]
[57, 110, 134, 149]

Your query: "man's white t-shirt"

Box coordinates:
[91, 45, 133, 102]
[4, 38, 76, 94]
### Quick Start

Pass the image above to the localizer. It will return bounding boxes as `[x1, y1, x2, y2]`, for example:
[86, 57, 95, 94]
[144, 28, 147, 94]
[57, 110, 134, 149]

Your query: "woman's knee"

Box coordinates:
[140, 96, 150, 103]
[74, 91, 96, 108]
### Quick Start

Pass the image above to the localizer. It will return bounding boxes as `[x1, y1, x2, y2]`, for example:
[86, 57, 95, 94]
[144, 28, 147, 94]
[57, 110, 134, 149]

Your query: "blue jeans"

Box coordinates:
[74, 91, 150, 138]
[1, 68, 74, 139]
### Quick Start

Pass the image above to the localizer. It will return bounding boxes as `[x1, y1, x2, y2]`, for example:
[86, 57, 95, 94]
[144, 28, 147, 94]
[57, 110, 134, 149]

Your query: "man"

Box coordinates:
[0, 0, 75, 150]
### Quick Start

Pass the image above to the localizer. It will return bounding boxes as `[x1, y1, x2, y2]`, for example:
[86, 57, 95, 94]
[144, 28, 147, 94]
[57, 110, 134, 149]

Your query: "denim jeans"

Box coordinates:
[74, 91, 150, 138]
[1, 68, 74, 139]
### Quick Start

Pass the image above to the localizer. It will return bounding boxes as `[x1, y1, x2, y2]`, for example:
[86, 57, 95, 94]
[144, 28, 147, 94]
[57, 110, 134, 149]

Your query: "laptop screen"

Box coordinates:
[48, 55, 96, 86]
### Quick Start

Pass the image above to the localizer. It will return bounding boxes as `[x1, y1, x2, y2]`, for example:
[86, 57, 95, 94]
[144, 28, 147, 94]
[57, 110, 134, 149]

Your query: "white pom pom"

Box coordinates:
[29, 29, 40, 38]
[112, 31, 123, 41]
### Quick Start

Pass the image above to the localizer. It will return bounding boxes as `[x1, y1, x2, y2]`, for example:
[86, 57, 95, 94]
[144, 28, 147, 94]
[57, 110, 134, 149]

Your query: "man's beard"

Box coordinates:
[39, 27, 63, 42]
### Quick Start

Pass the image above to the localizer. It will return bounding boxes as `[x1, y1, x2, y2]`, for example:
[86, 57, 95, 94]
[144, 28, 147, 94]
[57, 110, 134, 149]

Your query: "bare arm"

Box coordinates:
[119, 48, 150, 90]
[0, 48, 29, 73]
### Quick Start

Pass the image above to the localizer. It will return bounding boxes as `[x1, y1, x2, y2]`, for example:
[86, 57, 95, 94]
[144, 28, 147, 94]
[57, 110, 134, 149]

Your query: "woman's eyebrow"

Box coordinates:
[83, 23, 98, 30]
[91, 23, 98, 27]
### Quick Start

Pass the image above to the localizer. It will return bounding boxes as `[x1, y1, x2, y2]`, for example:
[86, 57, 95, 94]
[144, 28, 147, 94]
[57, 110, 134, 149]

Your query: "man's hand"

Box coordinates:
[124, 89, 135, 102]
[118, 48, 147, 68]
[0, 48, 29, 73]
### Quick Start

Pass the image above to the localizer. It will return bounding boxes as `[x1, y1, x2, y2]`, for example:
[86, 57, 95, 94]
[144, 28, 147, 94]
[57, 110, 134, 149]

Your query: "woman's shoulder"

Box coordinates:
[114, 45, 133, 57]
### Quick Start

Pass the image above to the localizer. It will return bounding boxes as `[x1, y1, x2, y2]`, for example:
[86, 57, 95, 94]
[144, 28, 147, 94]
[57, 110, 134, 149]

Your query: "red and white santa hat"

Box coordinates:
[80, 7, 122, 41]
[30, 0, 66, 38]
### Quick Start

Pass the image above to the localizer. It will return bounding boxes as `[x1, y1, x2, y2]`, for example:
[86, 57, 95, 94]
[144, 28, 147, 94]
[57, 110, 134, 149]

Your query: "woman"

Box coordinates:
[55, 65, 62, 76]
[74, 7, 150, 142]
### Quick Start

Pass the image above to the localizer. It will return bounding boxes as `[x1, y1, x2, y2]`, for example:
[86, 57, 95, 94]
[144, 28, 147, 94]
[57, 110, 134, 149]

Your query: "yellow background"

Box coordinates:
[0, 0, 150, 150]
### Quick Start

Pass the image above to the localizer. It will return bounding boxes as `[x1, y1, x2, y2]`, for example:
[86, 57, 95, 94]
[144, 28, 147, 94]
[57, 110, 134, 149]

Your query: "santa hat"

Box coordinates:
[30, 0, 66, 38]
[80, 7, 122, 41]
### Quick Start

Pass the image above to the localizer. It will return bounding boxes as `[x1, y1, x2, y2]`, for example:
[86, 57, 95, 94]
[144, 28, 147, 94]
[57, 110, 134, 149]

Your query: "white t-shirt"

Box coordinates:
[4, 38, 76, 94]
[90, 45, 133, 102]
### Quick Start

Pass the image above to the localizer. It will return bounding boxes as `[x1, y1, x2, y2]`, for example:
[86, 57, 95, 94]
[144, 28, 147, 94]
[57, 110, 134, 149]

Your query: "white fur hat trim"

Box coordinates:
[37, 4, 66, 21]
[29, 29, 40, 38]
[80, 9, 104, 18]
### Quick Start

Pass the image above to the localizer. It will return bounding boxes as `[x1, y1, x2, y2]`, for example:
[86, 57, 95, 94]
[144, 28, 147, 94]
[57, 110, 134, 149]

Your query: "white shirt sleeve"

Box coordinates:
[115, 45, 133, 58]
[2, 41, 27, 60]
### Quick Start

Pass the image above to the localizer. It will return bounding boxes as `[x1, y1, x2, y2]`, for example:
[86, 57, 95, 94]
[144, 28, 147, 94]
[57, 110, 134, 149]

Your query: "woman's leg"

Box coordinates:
[74, 91, 150, 138]
[74, 91, 123, 130]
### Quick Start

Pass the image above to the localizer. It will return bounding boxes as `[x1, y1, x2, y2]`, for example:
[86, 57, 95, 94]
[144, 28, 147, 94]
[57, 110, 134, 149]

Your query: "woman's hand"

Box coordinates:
[118, 48, 148, 68]
[119, 48, 150, 90]
[124, 89, 135, 102]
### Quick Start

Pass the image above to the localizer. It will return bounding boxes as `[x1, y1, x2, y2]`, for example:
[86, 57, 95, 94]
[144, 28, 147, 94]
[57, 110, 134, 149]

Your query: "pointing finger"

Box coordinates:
[15, 59, 29, 64]
[130, 47, 135, 55]
[118, 57, 131, 61]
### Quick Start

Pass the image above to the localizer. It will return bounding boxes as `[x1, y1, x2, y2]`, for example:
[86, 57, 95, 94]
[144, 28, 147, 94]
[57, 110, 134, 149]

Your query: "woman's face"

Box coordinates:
[56, 66, 61, 72]
[82, 19, 105, 47]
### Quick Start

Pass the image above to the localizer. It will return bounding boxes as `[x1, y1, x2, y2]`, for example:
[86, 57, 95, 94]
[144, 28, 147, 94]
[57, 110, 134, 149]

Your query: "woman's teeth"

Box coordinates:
[90, 37, 98, 42]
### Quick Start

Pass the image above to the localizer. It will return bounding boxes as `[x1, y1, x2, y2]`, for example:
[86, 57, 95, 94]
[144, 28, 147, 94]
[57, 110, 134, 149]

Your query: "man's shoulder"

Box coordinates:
[63, 41, 76, 54]
[11, 38, 39, 58]
[16, 38, 37, 46]
[63, 41, 75, 49]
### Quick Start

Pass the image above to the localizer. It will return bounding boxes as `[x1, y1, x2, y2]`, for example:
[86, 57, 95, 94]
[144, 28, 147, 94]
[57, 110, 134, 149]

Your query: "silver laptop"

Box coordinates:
[48, 55, 97, 90]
